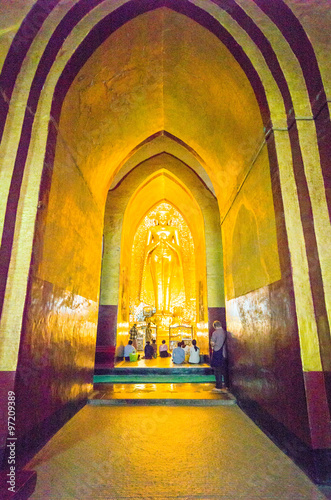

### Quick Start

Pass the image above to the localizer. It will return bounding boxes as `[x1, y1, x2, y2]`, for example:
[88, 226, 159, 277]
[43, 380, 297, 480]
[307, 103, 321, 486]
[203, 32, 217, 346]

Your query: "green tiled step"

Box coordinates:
[94, 374, 215, 384]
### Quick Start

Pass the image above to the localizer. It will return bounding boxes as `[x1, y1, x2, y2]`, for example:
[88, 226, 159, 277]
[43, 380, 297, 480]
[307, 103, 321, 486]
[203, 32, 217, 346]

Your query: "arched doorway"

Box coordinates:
[98, 161, 220, 362]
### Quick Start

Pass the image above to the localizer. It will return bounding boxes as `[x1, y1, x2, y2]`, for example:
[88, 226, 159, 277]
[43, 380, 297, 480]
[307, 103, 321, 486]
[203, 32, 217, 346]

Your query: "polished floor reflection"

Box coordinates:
[26, 405, 326, 499]
[89, 382, 235, 405]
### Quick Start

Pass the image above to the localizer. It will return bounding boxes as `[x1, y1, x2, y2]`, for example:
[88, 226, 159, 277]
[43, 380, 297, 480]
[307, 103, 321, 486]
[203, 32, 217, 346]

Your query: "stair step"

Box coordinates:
[93, 374, 215, 384]
[89, 383, 236, 406]
[95, 366, 214, 376]
[89, 398, 236, 406]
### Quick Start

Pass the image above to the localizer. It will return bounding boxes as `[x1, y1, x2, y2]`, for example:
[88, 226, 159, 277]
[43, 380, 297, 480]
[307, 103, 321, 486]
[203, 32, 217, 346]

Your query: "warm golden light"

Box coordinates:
[131, 202, 195, 327]
[142, 209, 183, 315]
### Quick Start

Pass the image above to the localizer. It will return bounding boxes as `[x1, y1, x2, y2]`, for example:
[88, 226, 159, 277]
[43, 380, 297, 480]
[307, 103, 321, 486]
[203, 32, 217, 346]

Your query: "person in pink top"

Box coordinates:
[159, 339, 170, 357]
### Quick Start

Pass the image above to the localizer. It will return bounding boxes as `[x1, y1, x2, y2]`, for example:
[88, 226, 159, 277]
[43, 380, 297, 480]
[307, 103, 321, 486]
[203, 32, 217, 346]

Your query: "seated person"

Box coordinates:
[151, 339, 157, 358]
[124, 340, 136, 361]
[159, 339, 170, 358]
[183, 341, 191, 362]
[144, 341, 154, 359]
[189, 339, 200, 364]
[172, 341, 185, 364]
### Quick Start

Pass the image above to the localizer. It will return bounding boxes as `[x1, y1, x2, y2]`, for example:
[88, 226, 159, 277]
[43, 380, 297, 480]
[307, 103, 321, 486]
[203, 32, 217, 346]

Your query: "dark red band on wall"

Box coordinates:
[208, 307, 226, 338]
[304, 372, 331, 449]
[265, 132, 292, 275]
[96, 305, 118, 346]
[288, 122, 331, 414]
[253, 0, 324, 104]
[314, 105, 331, 220]
[211, 0, 293, 116]
[0, 371, 16, 469]
[95, 305, 118, 367]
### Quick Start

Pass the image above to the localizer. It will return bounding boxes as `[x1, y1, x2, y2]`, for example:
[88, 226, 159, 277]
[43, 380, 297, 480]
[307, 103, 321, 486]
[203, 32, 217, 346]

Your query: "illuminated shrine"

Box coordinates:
[116, 197, 209, 353]
[130, 203, 195, 343]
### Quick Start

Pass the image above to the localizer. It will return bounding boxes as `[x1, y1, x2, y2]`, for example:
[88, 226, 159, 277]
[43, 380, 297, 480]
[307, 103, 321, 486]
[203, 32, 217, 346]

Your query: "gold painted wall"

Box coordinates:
[222, 144, 281, 299]
[36, 141, 103, 302]
[56, 8, 265, 215]
[14, 106, 105, 430]
[0, 0, 37, 72]
[162, 9, 265, 215]
[58, 8, 164, 207]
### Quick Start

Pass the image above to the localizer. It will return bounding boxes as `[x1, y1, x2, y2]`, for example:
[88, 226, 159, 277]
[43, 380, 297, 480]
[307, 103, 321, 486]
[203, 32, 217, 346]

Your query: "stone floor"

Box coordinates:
[26, 405, 327, 499]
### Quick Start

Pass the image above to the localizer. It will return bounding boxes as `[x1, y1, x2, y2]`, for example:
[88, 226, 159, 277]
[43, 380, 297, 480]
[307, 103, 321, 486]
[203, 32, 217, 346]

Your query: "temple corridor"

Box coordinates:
[1, 1, 331, 497]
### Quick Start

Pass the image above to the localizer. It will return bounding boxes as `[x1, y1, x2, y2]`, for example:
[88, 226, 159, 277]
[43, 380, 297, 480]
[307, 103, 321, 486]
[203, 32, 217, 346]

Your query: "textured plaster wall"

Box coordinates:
[36, 139, 103, 301]
[224, 138, 311, 445]
[58, 8, 164, 207]
[57, 8, 265, 215]
[0, 0, 37, 73]
[14, 110, 104, 449]
[1, 1, 331, 98]
[162, 9, 264, 217]
[222, 144, 281, 299]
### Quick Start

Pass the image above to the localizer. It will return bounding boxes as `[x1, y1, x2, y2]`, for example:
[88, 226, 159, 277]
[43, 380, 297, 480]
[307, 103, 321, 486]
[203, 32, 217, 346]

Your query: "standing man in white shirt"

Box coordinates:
[210, 320, 228, 392]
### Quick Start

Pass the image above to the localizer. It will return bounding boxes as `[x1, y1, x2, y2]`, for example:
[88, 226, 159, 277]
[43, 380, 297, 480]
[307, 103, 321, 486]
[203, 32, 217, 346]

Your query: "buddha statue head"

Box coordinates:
[155, 209, 174, 226]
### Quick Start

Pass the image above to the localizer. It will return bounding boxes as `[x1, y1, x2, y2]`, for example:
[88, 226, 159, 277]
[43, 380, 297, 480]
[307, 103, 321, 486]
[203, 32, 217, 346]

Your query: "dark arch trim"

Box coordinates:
[253, 0, 331, 217]
[253, 0, 325, 107]
[0, 0, 60, 141]
[109, 131, 217, 197]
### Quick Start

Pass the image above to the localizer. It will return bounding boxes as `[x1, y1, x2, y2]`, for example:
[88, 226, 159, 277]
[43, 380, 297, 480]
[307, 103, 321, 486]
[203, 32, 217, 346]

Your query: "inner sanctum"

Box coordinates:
[121, 200, 205, 353]
[128, 203, 198, 343]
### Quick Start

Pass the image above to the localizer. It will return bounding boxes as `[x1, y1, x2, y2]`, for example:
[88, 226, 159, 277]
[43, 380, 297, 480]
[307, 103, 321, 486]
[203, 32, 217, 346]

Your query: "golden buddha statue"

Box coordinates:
[142, 210, 184, 316]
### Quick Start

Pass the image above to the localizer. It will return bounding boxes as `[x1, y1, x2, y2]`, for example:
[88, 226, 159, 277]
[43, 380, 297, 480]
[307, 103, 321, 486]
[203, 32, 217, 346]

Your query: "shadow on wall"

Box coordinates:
[232, 204, 268, 298]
